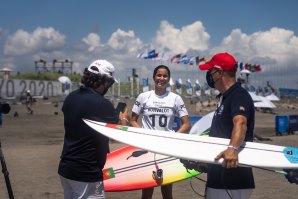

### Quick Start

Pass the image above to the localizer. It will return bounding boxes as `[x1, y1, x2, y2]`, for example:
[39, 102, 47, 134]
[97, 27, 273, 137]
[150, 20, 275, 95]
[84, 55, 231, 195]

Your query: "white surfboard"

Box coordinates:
[189, 111, 214, 135]
[83, 120, 298, 169]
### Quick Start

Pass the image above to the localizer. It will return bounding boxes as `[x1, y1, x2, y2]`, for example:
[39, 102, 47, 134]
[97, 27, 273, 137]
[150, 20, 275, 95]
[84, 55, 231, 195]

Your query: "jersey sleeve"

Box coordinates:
[132, 93, 144, 115]
[175, 95, 188, 118]
[230, 91, 253, 118]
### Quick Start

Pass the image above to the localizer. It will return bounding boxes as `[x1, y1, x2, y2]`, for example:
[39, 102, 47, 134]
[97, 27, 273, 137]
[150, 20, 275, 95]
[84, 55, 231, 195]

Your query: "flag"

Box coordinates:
[250, 64, 256, 72]
[198, 57, 211, 67]
[248, 64, 252, 71]
[155, 52, 169, 61]
[137, 49, 148, 59]
[186, 79, 192, 95]
[195, 80, 201, 96]
[171, 54, 182, 63]
[195, 56, 200, 65]
[142, 78, 149, 92]
[147, 50, 157, 59]
[238, 62, 243, 70]
[175, 79, 182, 95]
[204, 82, 211, 96]
[199, 58, 206, 65]
[180, 54, 190, 64]
[244, 63, 249, 70]
[189, 56, 196, 65]
[254, 65, 261, 72]
[103, 167, 115, 180]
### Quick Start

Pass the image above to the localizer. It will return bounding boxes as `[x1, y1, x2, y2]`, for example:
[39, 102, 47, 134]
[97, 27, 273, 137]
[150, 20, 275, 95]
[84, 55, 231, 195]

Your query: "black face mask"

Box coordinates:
[206, 71, 215, 88]
[206, 70, 221, 88]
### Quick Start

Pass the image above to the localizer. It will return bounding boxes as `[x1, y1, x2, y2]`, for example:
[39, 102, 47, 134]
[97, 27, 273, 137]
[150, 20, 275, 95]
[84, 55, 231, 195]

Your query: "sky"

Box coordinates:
[0, 0, 298, 89]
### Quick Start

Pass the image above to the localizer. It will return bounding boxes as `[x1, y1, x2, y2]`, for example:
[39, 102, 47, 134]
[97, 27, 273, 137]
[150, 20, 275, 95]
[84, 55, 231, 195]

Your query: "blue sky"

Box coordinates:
[0, 0, 298, 88]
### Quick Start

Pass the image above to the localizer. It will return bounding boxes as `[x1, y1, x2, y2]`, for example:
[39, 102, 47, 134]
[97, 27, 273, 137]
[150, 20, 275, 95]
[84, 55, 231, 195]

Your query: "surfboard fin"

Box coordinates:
[126, 150, 148, 160]
[180, 159, 207, 173]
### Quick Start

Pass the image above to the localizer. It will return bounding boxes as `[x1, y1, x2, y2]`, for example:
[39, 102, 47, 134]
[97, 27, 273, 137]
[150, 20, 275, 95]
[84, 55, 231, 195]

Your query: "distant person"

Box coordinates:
[198, 52, 255, 199]
[58, 59, 129, 199]
[130, 65, 191, 199]
[25, 90, 34, 114]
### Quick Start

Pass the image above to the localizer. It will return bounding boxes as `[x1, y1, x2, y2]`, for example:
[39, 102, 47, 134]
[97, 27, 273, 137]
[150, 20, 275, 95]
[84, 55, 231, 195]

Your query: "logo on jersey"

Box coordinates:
[239, 106, 245, 111]
[134, 101, 141, 107]
[180, 104, 186, 110]
[148, 108, 170, 113]
[217, 105, 224, 115]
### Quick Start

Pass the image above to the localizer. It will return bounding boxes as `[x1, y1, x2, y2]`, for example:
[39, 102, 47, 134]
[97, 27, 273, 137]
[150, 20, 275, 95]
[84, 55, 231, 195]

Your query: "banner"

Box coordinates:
[175, 79, 182, 95]
[142, 78, 149, 92]
[186, 79, 192, 95]
[195, 80, 201, 96]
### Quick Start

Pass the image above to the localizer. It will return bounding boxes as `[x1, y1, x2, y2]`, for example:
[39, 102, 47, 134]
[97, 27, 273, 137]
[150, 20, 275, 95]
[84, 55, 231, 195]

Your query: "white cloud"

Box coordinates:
[153, 20, 210, 54]
[211, 28, 298, 68]
[107, 28, 143, 54]
[4, 27, 65, 56]
[82, 32, 101, 51]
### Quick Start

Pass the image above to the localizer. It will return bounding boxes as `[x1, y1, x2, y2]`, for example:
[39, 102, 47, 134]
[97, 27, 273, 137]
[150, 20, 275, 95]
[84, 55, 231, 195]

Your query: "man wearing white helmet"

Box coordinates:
[25, 90, 33, 114]
[58, 60, 129, 199]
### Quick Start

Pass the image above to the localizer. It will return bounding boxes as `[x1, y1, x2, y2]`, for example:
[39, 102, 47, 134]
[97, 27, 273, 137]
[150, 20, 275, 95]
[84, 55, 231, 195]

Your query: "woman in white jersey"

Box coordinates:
[131, 65, 191, 199]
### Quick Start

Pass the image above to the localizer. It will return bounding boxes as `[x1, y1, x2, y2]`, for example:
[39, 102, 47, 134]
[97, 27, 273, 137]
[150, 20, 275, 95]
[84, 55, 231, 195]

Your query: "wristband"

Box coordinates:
[228, 145, 238, 151]
[120, 118, 129, 123]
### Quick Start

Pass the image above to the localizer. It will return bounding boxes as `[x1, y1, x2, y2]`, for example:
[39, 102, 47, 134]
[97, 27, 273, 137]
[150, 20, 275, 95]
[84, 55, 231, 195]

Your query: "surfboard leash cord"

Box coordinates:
[189, 175, 206, 198]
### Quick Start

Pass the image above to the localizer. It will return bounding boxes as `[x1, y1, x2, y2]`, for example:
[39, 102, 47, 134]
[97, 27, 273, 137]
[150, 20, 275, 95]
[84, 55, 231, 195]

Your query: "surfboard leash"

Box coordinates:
[189, 176, 206, 198]
[152, 153, 163, 185]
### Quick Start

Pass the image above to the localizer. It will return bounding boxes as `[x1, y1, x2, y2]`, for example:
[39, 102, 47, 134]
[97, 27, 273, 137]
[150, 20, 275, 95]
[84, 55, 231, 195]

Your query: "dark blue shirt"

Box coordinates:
[207, 82, 255, 189]
[58, 87, 118, 182]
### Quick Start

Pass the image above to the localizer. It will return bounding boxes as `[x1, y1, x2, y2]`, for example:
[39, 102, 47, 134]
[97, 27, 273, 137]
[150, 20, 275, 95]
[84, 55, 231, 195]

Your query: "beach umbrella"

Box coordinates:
[265, 93, 280, 101]
[58, 76, 71, 84]
[240, 69, 251, 74]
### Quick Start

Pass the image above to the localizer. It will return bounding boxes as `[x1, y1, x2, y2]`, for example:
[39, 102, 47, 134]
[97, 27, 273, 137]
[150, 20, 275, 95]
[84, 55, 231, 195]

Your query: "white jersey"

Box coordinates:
[132, 90, 188, 132]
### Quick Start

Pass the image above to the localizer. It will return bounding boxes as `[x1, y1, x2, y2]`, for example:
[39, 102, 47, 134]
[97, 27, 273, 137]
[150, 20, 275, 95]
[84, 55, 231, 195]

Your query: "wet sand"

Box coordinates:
[0, 97, 298, 198]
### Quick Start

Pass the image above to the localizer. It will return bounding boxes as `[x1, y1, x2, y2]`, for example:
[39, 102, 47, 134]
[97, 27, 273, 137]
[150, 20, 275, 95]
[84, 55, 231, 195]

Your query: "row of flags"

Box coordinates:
[137, 49, 263, 72]
[137, 49, 209, 66]
[238, 63, 262, 72]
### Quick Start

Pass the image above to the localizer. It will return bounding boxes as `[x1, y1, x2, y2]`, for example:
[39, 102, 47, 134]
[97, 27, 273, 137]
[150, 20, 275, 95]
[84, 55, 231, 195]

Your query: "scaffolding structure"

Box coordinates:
[34, 59, 73, 74]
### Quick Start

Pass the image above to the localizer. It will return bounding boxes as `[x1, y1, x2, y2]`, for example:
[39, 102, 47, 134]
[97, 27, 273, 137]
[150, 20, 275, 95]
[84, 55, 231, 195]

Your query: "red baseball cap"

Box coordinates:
[199, 52, 237, 71]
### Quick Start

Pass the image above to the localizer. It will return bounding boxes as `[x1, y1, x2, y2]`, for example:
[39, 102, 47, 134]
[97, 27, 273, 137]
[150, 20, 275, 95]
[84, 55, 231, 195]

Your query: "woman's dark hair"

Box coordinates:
[153, 65, 171, 79]
[81, 68, 113, 88]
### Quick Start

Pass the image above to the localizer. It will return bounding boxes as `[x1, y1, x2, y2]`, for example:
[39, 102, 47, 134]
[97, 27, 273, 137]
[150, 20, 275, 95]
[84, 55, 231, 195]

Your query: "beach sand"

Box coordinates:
[0, 97, 298, 198]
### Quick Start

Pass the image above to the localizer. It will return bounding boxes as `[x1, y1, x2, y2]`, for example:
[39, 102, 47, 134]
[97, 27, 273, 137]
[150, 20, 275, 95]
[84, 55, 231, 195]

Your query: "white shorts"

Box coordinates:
[60, 175, 105, 199]
[206, 187, 253, 199]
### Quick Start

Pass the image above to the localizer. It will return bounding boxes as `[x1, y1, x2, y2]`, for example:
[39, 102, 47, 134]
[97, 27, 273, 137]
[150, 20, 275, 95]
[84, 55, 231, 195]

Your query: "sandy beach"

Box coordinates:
[0, 97, 298, 199]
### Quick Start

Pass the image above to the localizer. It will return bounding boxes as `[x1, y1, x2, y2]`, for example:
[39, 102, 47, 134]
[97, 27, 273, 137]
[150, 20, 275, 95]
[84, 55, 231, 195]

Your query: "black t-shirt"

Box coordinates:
[207, 82, 255, 189]
[58, 87, 119, 182]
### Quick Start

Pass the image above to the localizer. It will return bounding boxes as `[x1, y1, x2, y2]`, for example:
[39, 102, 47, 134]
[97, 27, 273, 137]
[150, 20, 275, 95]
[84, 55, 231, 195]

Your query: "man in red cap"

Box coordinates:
[199, 52, 255, 199]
